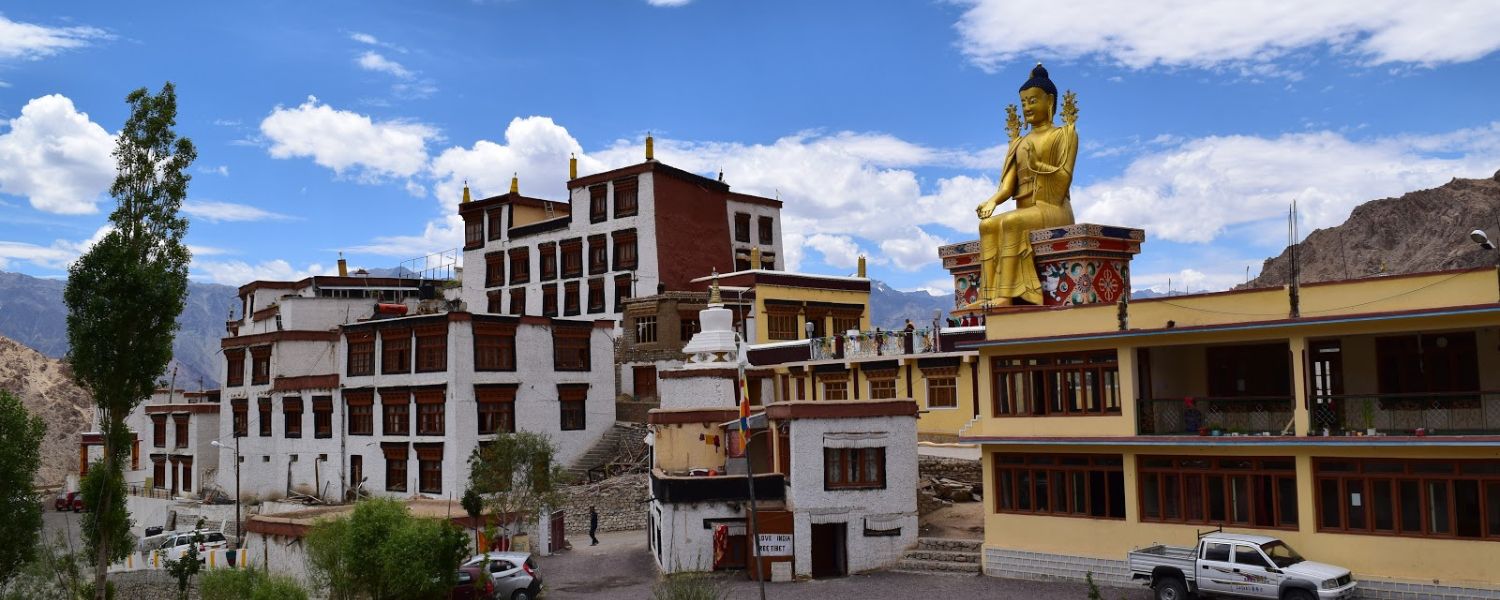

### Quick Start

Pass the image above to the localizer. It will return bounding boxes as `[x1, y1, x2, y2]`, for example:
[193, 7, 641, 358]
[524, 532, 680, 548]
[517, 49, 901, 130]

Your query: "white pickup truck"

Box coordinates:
[1127, 531, 1357, 600]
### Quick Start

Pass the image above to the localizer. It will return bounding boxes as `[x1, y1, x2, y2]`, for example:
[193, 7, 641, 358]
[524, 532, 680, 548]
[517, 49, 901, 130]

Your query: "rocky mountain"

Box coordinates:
[0, 270, 238, 389]
[0, 335, 93, 488]
[869, 280, 951, 329]
[1246, 171, 1500, 288]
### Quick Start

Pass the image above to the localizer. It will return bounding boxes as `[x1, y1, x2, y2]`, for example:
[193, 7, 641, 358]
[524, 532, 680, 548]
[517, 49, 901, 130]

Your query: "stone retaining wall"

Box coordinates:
[559, 473, 648, 534]
[919, 455, 981, 483]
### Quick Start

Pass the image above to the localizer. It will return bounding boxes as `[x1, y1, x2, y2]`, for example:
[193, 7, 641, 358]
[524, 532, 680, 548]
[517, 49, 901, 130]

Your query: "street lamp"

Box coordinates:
[210, 438, 241, 550]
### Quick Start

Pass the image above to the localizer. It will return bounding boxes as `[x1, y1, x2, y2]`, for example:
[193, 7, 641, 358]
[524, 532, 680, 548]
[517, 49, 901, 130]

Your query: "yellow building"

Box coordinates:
[960, 266, 1500, 598]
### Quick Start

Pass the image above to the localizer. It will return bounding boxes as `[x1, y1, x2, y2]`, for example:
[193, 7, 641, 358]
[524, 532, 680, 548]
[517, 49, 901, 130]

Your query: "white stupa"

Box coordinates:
[681, 271, 741, 367]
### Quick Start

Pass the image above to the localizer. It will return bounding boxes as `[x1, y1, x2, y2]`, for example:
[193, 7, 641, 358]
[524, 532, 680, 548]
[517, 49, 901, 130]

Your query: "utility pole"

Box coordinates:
[738, 336, 768, 600]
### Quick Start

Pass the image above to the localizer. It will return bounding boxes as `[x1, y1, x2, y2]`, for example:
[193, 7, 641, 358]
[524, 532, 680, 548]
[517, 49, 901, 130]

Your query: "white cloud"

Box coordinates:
[0, 15, 108, 61]
[346, 214, 463, 258]
[356, 51, 412, 79]
[804, 234, 879, 271]
[1075, 123, 1500, 244]
[194, 259, 329, 285]
[0, 94, 115, 214]
[198, 165, 230, 177]
[181, 200, 291, 223]
[647, 0, 693, 5]
[429, 116, 596, 206]
[349, 32, 379, 45]
[0, 225, 111, 270]
[1132, 268, 1250, 295]
[187, 245, 230, 257]
[260, 96, 437, 181]
[879, 226, 948, 271]
[953, 0, 1500, 73]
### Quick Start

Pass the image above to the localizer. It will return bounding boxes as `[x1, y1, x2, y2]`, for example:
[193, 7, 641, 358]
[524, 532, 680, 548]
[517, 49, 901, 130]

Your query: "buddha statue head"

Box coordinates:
[1018, 63, 1057, 127]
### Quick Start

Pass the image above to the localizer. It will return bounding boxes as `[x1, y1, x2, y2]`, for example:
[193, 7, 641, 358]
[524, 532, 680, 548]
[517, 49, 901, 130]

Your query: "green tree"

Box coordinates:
[162, 520, 204, 600]
[305, 498, 468, 600]
[200, 568, 308, 600]
[467, 432, 568, 543]
[460, 487, 483, 551]
[0, 390, 45, 587]
[63, 82, 195, 600]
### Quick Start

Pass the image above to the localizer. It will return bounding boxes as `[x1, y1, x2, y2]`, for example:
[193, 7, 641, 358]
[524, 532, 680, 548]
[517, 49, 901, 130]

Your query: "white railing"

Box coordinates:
[809, 329, 936, 361]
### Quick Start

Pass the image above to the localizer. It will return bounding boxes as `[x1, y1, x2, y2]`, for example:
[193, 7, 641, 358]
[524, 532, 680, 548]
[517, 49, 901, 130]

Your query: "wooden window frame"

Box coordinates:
[553, 326, 591, 371]
[250, 346, 272, 385]
[476, 385, 517, 435]
[678, 311, 700, 342]
[1314, 457, 1500, 541]
[381, 389, 410, 436]
[559, 385, 587, 431]
[231, 399, 248, 437]
[612, 229, 638, 271]
[380, 328, 411, 374]
[542, 283, 558, 317]
[589, 185, 608, 223]
[415, 388, 445, 436]
[313, 396, 333, 439]
[151, 414, 167, 447]
[824, 447, 886, 490]
[484, 252, 505, 288]
[766, 310, 799, 341]
[831, 312, 862, 335]
[417, 444, 443, 494]
[991, 351, 1122, 417]
[614, 275, 632, 313]
[382, 443, 408, 492]
[563, 281, 581, 316]
[508, 247, 530, 284]
[152, 456, 167, 489]
[587, 278, 605, 314]
[926, 375, 958, 408]
[758, 216, 774, 245]
[463, 215, 484, 249]
[258, 397, 272, 437]
[347, 333, 375, 377]
[415, 325, 447, 373]
[613, 179, 638, 218]
[486, 208, 504, 241]
[474, 322, 517, 371]
[866, 373, 898, 400]
[173, 415, 190, 447]
[561, 239, 583, 279]
[539, 242, 557, 281]
[283, 397, 303, 439]
[1138, 455, 1299, 530]
[734, 212, 751, 243]
[634, 315, 658, 344]
[588, 234, 608, 276]
[508, 287, 527, 316]
[823, 380, 849, 401]
[486, 291, 502, 314]
[345, 390, 374, 436]
[993, 453, 1126, 520]
[225, 349, 245, 387]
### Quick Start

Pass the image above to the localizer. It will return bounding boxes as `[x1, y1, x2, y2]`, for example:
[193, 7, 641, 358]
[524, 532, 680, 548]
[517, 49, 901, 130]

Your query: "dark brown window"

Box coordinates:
[735, 255, 752, 272]
[464, 215, 483, 249]
[612, 230, 638, 271]
[761, 252, 776, 271]
[926, 374, 958, 408]
[1376, 332, 1478, 394]
[508, 247, 530, 284]
[1205, 343, 1291, 398]
[615, 275, 632, 313]
[415, 325, 447, 372]
[251, 346, 271, 385]
[487, 208, 504, 241]
[825, 447, 885, 490]
[381, 328, 410, 374]
[539, 242, 557, 280]
[679, 312, 700, 342]
[258, 397, 272, 437]
[868, 376, 897, 400]
[151, 414, 167, 447]
[225, 349, 245, 387]
[587, 278, 605, 313]
[382, 389, 410, 436]
[832, 314, 861, 335]
[415, 388, 445, 436]
[475, 322, 517, 371]
[348, 333, 374, 376]
[613, 178, 638, 217]
[508, 287, 526, 316]
[561, 239, 583, 278]
[758, 216, 773, 244]
[734, 213, 751, 243]
[313, 396, 333, 438]
[171, 414, 188, 447]
[476, 385, 516, 435]
[346, 390, 374, 436]
[995, 453, 1125, 519]
[588, 234, 607, 275]
[564, 281, 580, 316]
[589, 185, 607, 223]
[823, 379, 848, 401]
[767, 310, 799, 341]
[1315, 458, 1500, 541]
[1140, 456, 1298, 529]
[542, 284, 558, 317]
[560, 385, 587, 431]
[383, 443, 408, 492]
[349, 455, 363, 490]
[231, 399, 247, 437]
[283, 397, 303, 439]
[634, 315, 657, 344]
[417, 444, 443, 494]
[486, 291, 502, 314]
[484, 252, 504, 288]
[152, 456, 166, 489]
[992, 351, 1121, 417]
[554, 327, 591, 371]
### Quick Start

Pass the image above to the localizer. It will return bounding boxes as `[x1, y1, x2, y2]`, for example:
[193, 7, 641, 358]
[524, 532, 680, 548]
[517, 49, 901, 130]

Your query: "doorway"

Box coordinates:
[810, 522, 847, 578]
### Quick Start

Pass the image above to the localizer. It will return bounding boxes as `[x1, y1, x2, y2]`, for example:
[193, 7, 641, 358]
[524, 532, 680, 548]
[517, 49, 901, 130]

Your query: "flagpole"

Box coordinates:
[738, 335, 768, 600]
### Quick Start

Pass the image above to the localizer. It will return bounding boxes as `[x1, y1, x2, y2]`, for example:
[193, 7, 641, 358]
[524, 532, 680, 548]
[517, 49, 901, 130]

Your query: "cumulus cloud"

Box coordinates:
[0, 94, 115, 214]
[182, 200, 291, 223]
[880, 226, 948, 271]
[194, 259, 329, 285]
[0, 225, 111, 270]
[646, 0, 693, 5]
[260, 96, 437, 181]
[346, 214, 464, 259]
[356, 51, 412, 79]
[1075, 123, 1500, 245]
[0, 15, 108, 61]
[953, 0, 1500, 73]
[349, 32, 379, 46]
[429, 116, 598, 206]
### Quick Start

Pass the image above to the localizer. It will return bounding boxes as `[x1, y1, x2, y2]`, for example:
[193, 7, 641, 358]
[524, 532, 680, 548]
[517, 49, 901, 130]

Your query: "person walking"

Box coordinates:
[589, 506, 599, 546]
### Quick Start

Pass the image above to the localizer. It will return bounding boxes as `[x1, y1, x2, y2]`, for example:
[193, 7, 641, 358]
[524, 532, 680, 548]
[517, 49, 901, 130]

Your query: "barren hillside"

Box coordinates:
[1246, 170, 1500, 288]
[0, 335, 93, 488]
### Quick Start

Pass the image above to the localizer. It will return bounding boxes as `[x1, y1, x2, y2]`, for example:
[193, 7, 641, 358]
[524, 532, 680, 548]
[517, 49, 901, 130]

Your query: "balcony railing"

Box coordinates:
[1137, 396, 1296, 436]
[1311, 391, 1500, 435]
[809, 330, 935, 361]
[650, 472, 785, 504]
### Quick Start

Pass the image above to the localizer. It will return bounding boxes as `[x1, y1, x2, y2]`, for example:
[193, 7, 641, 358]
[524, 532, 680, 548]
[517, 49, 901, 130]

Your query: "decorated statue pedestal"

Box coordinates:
[940, 223, 1144, 316]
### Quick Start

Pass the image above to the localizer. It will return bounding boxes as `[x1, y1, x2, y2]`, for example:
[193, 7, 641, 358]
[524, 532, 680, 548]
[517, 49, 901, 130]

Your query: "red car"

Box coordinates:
[450, 565, 497, 600]
[54, 492, 80, 512]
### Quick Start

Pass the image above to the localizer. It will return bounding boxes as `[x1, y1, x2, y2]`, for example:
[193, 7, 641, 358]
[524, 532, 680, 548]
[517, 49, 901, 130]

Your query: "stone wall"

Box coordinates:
[919, 455, 981, 483]
[560, 473, 648, 534]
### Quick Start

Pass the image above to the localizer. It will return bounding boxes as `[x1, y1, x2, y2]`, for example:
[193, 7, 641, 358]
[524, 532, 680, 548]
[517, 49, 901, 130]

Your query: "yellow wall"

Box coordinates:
[509, 204, 552, 228]
[981, 444, 1500, 587]
[652, 422, 728, 473]
[767, 354, 980, 438]
[753, 284, 871, 342]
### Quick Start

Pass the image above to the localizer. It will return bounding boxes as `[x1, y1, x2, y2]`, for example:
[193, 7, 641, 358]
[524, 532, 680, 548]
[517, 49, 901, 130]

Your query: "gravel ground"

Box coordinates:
[535, 529, 1153, 600]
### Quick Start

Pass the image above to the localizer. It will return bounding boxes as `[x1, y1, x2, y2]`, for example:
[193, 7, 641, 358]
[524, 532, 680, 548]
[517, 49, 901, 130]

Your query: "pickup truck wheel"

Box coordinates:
[1282, 590, 1314, 600]
[1154, 576, 1189, 600]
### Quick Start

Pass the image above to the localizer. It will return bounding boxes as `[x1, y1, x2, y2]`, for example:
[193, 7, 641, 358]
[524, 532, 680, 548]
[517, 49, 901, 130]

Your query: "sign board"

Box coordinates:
[757, 533, 793, 556]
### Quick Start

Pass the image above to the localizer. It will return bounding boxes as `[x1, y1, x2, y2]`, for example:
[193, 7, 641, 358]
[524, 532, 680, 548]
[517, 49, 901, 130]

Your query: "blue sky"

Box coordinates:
[1, 1, 1498, 295]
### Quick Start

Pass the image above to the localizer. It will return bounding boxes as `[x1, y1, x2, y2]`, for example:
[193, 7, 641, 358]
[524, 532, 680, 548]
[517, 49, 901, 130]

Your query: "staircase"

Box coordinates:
[892, 537, 983, 575]
[567, 422, 650, 482]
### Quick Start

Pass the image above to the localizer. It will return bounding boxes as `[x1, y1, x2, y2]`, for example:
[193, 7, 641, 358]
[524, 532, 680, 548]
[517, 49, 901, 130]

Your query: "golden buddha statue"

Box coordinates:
[973, 64, 1078, 307]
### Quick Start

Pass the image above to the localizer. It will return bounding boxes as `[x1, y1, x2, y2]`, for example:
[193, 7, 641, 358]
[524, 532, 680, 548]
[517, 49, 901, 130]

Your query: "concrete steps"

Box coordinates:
[890, 537, 983, 576]
[566, 422, 649, 482]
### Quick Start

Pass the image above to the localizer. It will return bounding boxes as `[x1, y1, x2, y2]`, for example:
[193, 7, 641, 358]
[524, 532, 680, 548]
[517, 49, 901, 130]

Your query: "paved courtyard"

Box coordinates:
[536, 530, 1153, 600]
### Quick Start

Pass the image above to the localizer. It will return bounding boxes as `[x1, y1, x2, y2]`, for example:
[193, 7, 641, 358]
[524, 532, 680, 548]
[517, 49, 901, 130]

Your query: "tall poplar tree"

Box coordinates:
[64, 82, 194, 599]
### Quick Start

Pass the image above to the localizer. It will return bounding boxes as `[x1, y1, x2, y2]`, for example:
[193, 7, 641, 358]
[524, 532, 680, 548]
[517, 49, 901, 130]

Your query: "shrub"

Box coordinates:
[652, 571, 727, 600]
[200, 569, 308, 600]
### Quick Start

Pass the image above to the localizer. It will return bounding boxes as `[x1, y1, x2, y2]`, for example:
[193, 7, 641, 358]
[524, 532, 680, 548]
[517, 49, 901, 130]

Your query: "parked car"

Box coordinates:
[69, 492, 86, 512]
[449, 565, 497, 600]
[1128, 531, 1357, 600]
[54, 491, 75, 512]
[462, 551, 541, 600]
[156, 529, 230, 561]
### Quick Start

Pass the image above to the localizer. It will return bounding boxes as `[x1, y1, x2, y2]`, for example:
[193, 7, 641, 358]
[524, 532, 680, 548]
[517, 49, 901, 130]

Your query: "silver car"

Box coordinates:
[463, 551, 541, 600]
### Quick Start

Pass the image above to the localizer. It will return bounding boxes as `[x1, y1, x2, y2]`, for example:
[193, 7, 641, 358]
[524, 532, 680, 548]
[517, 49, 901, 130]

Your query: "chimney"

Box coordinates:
[337, 252, 348, 277]
[645, 133, 655, 161]
[569, 153, 578, 180]
[461, 180, 471, 204]
[509, 173, 519, 194]
[857, 255, 867, 278]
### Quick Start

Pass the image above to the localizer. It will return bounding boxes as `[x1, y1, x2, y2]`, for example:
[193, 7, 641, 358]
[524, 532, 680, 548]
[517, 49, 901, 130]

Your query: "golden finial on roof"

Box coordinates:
[509, 173, 519, 194]
[461, 179, 471, 204]
[645, 132, 655, 161]
[708, 268, 721, 305]
[569, 153, 578, 180]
